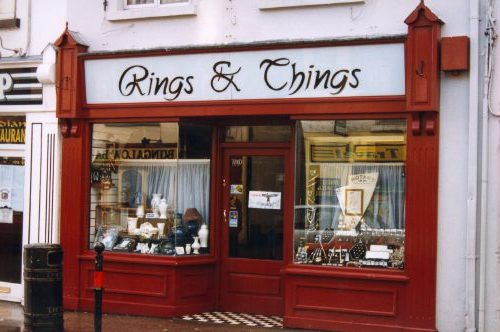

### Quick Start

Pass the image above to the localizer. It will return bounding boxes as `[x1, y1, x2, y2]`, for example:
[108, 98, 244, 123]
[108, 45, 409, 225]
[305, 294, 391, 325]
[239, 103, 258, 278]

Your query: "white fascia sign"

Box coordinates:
[84, 43, 404, 104]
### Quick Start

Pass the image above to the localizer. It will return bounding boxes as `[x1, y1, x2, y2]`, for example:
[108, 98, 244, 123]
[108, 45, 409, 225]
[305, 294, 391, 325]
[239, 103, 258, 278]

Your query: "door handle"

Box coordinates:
[223, 209, 227, 223]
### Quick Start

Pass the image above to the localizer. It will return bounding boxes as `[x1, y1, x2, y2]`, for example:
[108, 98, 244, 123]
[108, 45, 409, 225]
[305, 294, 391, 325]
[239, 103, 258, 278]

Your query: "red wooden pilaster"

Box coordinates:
[55, 26, 89, 309]
[55, 25, 88, 119]
[403, 2, 442, 330]
[59, 119, 88, 309]
[405, 1, 443, 113]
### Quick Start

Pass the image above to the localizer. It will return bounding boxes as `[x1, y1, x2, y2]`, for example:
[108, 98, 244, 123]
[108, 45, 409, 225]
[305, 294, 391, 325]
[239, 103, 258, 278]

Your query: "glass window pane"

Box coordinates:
[228, 155, 283, 260]
[127, 0, 154, 5]
[294, 119, 406, 269]
[0, 157, 24, 284]
[177, 123, 211, 254]
[224, 125, 291, 142]
[160, 0, 188, 4]
[90, 122, 211, 256]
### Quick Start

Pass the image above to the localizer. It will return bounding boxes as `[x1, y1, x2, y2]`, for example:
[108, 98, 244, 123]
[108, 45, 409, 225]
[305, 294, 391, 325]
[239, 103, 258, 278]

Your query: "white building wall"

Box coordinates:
[484, 2, 500, 331]
[0, 0, 66, 57]
[56, 0, 483, 331]
[0, 0, 64, 302]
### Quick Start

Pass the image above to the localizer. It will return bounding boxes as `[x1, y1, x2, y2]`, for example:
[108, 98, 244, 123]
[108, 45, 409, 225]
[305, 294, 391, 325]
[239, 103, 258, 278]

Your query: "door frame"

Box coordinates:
[217, 145, 293, 315]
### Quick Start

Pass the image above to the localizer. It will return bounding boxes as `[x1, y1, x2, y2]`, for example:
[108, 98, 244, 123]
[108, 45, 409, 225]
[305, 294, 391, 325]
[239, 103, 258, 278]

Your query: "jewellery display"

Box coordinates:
[294, 224, 405, 269]
[149, 243, 159, 254]
[94, 226, 120, 250]
[325, 247, 349, 266]
[94, 204, 210, 256]
[112, 237, 137, 252]
[136, 242, 150, 254]
[294, 169, 405, 270]
[348, 238, 367, 260]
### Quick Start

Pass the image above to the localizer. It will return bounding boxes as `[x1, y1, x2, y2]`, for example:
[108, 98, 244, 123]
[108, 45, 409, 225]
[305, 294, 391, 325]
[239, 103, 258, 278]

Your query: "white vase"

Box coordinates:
[192, 237, 201, 255]
[136, 205, 145, 218]
[185, 243, 192, 255]
[157, 222, 165, 237]
[151, 193, 162, 209]
[127, 217, 138, 234]
[198, 224, 208, 248]
[159, 198, 168, 219]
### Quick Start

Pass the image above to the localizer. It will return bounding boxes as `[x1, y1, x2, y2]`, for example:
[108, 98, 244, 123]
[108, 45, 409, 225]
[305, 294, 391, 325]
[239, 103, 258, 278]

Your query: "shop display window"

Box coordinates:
[89, 122, 211, 256]
[294, 119, 406, 269]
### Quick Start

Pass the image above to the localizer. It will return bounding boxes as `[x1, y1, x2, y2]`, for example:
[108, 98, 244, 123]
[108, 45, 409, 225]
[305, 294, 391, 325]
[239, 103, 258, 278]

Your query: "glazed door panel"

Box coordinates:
[0, 156, 25, 301]
[220, 149, 287, 315]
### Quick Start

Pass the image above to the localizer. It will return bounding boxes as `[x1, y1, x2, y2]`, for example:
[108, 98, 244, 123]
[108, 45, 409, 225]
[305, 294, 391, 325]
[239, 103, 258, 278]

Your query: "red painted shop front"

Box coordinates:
[55, 4, 442, 332]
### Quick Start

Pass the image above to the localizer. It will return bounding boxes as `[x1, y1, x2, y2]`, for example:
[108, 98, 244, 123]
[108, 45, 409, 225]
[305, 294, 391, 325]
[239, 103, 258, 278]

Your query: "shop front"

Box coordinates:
[0, 47, 60, 303]
[57, 3, 442, 331]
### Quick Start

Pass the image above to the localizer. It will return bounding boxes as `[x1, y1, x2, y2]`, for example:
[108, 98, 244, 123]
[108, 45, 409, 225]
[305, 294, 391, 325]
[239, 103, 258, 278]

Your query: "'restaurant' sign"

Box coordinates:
[0, 117, 25, 144]
[84, 43, 404, 104]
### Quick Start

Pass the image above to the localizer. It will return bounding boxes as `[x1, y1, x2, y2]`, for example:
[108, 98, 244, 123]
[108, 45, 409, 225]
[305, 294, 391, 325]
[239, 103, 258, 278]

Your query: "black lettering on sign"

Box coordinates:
[118, 65, 194, 101]
[210, 61, 241, 93]
[259, 57, 361, 96]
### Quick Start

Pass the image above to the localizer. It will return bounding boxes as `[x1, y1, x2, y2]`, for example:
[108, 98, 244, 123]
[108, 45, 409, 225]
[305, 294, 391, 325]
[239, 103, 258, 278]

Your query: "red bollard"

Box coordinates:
[94, 242, 104, 332]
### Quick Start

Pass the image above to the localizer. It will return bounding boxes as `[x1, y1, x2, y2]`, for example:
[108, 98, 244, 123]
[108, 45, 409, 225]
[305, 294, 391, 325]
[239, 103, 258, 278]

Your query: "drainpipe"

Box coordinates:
[465, 0, 480, 330]
[478, 1, 496, 330]
[20, 0, 32, 56]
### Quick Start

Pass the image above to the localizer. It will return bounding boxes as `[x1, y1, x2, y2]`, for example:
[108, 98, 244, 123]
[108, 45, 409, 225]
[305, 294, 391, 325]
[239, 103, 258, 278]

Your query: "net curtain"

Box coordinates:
[123, 161, 210, 222]
[315, 163, 405, 230]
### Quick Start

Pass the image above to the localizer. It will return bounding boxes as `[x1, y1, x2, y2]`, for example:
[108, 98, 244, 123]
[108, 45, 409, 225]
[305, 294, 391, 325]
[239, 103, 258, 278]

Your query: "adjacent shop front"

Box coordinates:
[0, 48, 60, 303]
[57, 3, 442, 331]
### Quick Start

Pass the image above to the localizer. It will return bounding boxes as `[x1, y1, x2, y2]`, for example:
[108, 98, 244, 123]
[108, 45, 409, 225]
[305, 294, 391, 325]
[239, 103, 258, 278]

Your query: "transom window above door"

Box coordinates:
[224, 125, 291, 143]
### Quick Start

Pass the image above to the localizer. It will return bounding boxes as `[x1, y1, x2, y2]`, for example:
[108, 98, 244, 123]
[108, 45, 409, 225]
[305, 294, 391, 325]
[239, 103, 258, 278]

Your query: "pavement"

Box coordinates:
[0, 301, 313, 332]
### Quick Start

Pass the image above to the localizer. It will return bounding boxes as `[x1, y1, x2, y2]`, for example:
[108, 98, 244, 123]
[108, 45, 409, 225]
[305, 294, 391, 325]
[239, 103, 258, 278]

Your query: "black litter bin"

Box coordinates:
[24, 244, 63, 332]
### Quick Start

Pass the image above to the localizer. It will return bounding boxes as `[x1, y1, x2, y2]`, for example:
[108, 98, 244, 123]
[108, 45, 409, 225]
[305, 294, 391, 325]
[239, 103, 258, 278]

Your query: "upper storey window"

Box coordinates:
[0, 0, 19, 28]
[258, 0, 365, 10]
[125, 0, 189, 8]
[106, 0, 196, 21]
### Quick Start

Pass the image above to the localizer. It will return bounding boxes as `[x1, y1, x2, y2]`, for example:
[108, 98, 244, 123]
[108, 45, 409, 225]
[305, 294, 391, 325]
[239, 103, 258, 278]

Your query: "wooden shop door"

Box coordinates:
[219, 148, 288, 315]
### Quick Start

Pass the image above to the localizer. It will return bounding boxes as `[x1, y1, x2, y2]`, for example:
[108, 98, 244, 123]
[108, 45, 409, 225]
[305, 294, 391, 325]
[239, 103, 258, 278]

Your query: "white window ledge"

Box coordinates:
[106, 0, 196, 21]
[259, 0, 365, 10]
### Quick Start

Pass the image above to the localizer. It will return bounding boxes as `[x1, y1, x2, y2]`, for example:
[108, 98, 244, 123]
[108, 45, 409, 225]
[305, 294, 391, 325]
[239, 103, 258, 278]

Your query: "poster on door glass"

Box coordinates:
[0, 187, 13, 222]
[0, 187, 12, 208]
[0, 207, 13, 223]
[248, 191, 281, 210]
